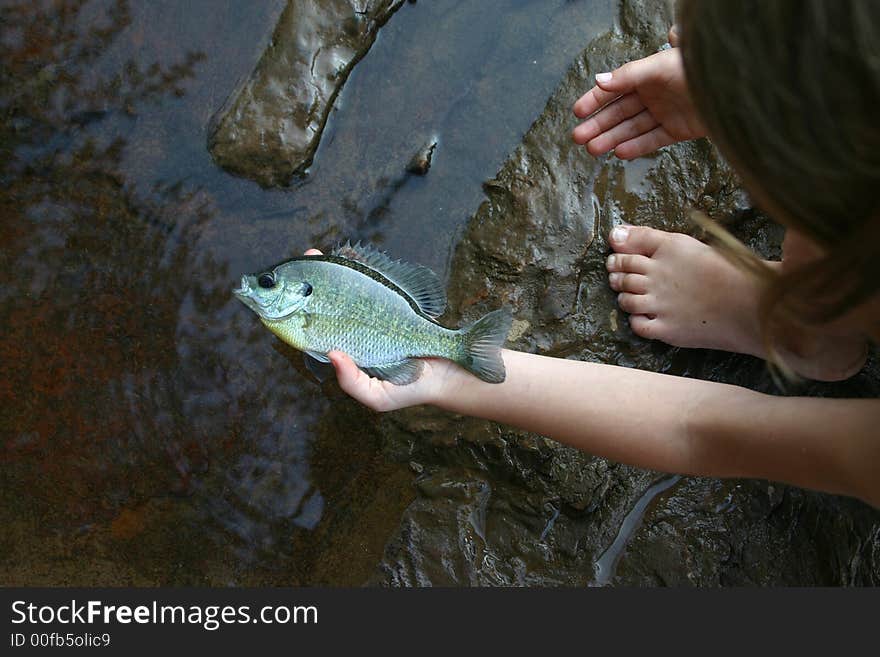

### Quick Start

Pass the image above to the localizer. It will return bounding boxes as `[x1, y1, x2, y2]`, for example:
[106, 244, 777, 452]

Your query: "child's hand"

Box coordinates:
[325, 350, 462, 412]
[572, 47, 706, 159]
[303, 248, 463, 412]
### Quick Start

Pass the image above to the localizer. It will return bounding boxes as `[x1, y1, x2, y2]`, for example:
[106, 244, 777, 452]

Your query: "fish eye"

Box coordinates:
[258, 273, 276, 289]
[302, 282, 313, 297]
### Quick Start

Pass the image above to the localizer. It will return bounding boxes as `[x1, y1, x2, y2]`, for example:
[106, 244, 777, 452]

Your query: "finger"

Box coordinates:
[328, 351, 395, 412]
[574, 50, 678, 119]
[586, 109, 658, 156]
[593, 52, 668, 95]
[304, 248, 323, 256]
[612, 126, 677, 160]
[327, 350, 363, 393]
[573, 84, 624, 119]
[668, 25, 680, 48]
[572, 93, 644, 145]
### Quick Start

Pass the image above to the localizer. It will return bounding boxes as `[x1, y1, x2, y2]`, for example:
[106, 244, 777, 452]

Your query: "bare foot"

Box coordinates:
[606, 225, 868, 381]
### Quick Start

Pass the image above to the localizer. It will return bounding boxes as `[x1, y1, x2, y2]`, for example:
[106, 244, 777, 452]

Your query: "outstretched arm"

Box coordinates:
[328, 348, 880, 508]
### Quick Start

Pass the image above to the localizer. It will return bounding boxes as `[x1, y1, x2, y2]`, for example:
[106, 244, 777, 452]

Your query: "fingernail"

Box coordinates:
[595, 72, 612, 84]
[606, 254, 617, 270]
[610, 226, 629, 244]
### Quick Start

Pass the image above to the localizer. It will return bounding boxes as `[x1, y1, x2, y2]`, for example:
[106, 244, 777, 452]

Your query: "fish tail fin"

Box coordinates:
[458, 307, 513, 383]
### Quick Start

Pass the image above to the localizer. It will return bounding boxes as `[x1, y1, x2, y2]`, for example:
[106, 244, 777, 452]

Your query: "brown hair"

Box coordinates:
[677, 0, 880, 349]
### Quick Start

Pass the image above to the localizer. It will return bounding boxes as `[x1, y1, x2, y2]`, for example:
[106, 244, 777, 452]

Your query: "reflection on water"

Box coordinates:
[0, 0, 613, 584]
[0, 0, 333, 584]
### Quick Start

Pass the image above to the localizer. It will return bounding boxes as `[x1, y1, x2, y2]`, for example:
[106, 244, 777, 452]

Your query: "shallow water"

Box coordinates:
[0, 0, 615, 585]
[592, 476, 680, 586]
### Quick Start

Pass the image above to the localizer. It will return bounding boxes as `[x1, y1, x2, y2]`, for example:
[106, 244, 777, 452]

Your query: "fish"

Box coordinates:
[233, 242, 512, 385]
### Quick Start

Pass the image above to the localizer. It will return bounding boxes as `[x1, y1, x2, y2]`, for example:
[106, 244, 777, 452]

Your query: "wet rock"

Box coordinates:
[405, 138, 437, 175]
[370, 0, 880, 585]
[618, 0, 674, 49]
[613, 478, 880, 586]
[370, 467, 661, 586]
[208, 0, 406, 187]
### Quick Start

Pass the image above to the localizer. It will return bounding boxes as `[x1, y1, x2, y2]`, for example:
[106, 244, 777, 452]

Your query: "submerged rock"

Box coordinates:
[369, 0, 880, 586]
[208, 0, 405, 187]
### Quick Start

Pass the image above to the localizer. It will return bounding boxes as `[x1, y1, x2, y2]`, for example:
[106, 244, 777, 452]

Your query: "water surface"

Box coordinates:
[0, 0, 614, 585]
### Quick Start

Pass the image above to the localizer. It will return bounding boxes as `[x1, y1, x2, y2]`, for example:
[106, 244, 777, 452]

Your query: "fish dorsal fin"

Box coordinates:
[332, 241, 447, 318]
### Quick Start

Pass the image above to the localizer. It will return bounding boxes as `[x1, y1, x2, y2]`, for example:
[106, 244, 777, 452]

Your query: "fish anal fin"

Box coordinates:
[362, 358, 424, 386]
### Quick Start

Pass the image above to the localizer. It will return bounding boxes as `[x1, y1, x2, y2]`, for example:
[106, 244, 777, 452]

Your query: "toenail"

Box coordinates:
[609, 272, 621, 287]
[606, 254, 617, 270]
[610, 226, 629, 244]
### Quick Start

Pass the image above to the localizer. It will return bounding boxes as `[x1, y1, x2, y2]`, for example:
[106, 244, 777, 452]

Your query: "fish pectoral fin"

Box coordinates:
[362, 358, 424, 386]
[303, 352, 333, 383]
[304, 350, 330, 363]
[332, 241, 447, 318]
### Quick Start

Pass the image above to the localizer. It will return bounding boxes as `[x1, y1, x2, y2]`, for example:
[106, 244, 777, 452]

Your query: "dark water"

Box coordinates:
[0, 0, 614, 585]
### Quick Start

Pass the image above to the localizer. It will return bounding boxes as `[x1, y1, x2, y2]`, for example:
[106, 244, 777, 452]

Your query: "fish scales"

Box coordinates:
[263, 260, 459, 367]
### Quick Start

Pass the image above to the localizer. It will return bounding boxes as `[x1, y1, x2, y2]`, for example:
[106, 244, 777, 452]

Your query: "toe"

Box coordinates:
[628, 314, 663, 340]
[609, 225, 666, 256]
[617, 292, 655, 315]
[608, 272, 649, 293]
[606, 252, 652, 274]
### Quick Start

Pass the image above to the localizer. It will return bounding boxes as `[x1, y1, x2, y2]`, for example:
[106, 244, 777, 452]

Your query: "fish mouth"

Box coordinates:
[233, 275, 291, 319]
[233, 275, 264, 316]
[233, 275, 251, 299]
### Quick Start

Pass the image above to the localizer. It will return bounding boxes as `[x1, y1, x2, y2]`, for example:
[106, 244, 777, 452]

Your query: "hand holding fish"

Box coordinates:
[323, 349, 467, 412]
[235, 246, 880, 507]
[300, 248, 462, 411]
[235, 243, 511, 408]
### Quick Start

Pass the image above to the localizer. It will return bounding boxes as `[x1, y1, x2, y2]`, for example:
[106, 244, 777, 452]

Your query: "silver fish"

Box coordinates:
[234, 242, 512, 385]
